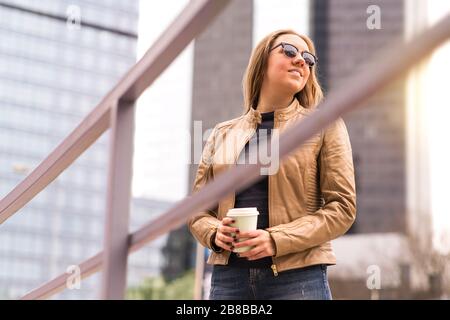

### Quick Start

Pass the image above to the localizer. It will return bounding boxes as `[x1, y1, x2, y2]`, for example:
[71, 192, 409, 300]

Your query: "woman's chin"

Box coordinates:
[284, 82, 305, 95]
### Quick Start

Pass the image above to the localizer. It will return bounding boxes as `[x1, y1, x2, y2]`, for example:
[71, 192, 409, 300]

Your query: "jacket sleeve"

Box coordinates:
[267, 117, 357, 257]
[187, 125, 222, 251]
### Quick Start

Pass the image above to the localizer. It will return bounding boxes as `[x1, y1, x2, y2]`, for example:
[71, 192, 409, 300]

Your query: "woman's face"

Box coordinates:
[264, 34, 311, 96]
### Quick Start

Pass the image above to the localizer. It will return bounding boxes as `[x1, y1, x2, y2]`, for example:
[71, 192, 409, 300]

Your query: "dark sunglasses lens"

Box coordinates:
[283, 44, 298, 58]
[302, 52, 316, 66]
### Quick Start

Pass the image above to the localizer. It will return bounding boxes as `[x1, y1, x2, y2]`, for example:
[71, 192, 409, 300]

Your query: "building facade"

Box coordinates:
[0, 0, 168, 299]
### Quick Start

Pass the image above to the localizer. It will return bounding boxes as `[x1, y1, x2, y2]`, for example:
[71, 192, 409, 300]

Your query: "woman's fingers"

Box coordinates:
[218, 232, 234, 244]
[219, 217, 239, 234]
[236, 246, 264, 259]
[221, 217, 235, 225]
[236, 230, 262, 239]
[215, 238, 233, 251]
[233, 237, 258, 249]
[219, 225, 239, 235]
[216, 217, 239, 246]
[246, 249, 269, 261]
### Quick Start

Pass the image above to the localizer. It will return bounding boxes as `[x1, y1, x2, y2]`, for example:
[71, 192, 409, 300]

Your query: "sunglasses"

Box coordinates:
[270, 42, 318, 67]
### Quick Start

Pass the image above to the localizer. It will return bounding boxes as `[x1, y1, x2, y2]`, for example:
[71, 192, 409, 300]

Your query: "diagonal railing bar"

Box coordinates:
[0, 105, 112, 225]
[12, 0, 231, 300]
[0, 0, 230, 225]
[21, 253, 102, 300]
[21, 14, 450, 300]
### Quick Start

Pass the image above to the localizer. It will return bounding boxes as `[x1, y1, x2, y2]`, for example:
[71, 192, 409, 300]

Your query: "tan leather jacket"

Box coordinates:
[188, 98, 356, 276]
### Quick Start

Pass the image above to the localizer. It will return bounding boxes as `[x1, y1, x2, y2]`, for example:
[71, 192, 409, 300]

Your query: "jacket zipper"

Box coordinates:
[270, 114, 279, 276]
[269, 172, 278, 277]
[271, 264, 278, 276]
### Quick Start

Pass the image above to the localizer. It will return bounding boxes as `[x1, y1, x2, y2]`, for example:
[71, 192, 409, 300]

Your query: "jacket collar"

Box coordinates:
[245, 98, 312, 124]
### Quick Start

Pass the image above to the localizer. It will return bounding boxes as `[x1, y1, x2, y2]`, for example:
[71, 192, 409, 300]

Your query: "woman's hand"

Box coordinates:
[233, 230, 276, 260]
[214, 217, 240, 252]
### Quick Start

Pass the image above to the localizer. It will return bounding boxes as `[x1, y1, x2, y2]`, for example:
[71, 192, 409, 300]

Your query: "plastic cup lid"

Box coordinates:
[226, 207, 259, 216]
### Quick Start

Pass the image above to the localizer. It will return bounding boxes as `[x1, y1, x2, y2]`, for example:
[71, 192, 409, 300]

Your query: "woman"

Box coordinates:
[188, 29, 356, 300]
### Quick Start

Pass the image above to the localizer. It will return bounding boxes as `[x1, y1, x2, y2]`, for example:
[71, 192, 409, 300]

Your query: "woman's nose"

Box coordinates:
[293, 55, 305, 67]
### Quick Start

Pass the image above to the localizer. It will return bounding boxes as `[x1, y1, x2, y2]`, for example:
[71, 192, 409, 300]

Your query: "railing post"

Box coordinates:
[194, 243, 205, 300]
[101, 99, 135, 299]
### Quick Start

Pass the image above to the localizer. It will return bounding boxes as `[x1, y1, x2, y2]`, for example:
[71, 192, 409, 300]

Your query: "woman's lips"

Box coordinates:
[288, 70, 302, 77]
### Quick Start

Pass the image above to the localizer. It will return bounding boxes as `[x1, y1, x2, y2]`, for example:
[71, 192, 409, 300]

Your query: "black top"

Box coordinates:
[228, 111, 275, 268]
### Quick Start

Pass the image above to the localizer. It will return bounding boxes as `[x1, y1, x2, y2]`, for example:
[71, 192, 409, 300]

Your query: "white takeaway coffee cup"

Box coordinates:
[226, 207, 259, 253]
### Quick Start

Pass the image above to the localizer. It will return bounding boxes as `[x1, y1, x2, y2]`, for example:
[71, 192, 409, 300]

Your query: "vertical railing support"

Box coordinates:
[101, 99, 135, 299]
[194, 243, 205, 299]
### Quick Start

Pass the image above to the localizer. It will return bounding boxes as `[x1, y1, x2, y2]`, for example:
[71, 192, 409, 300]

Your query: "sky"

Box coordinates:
[132, 0, 192, 202]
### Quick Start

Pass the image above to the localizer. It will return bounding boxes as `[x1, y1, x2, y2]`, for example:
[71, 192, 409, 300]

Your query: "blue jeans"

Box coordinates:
[209, 264, 332, 300]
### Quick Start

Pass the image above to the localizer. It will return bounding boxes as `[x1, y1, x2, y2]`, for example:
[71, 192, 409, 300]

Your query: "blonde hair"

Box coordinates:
[242, 29, 323, 113]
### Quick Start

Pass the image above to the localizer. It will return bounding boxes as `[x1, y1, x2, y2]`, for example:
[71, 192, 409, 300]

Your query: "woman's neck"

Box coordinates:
[256, 93, 294, 113]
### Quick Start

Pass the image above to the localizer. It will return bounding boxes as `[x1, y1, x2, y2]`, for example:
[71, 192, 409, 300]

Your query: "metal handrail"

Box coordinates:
[2, 2, 449, 299]
[0, 0, 231, 299]
[0, 0, 230, 224]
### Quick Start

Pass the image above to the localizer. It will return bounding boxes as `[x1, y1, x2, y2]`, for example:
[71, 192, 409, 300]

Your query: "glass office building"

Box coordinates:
[0, 0, 168, 299]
